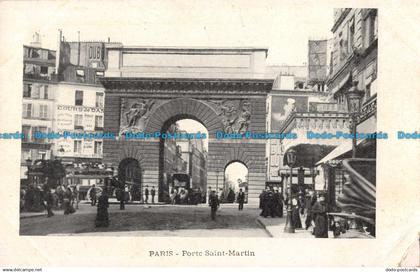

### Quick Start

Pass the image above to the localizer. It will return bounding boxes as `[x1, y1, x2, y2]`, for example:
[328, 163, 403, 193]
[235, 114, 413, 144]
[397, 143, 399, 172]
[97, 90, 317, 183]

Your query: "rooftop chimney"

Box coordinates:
[30, 31, 42, 48]
[55, 29, 62, 75]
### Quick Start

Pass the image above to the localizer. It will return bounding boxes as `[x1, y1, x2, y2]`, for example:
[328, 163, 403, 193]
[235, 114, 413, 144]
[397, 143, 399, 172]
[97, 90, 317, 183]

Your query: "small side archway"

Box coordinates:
[118, 158, 143, 201]
[221, 160, 249, 203]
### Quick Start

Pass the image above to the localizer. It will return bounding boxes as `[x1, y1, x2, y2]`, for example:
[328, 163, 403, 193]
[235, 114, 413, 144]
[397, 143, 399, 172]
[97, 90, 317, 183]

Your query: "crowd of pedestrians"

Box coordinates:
[20, 183, 81, 217]
[258, 187, 330, 238]
[22, 181, 331, 237]
[259, 188, 284, 218]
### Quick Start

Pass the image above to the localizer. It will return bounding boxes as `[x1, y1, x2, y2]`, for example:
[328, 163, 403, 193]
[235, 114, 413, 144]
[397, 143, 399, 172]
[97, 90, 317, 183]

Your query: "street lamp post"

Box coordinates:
[284, 149, 297, 233]
[26, 159, 32, 185]
[345, 81, 365, 158]
[214, 157, 221, 196]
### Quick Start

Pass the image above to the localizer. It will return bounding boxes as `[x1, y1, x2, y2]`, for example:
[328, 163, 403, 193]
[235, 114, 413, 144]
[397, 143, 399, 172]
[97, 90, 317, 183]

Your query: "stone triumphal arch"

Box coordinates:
[101, 46, 273, 202]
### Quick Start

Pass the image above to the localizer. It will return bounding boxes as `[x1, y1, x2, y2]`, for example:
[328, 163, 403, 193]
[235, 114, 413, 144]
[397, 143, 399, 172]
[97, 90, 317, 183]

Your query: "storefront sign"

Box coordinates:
[57, 112, 73, 130]
[57, 105, 104, 113]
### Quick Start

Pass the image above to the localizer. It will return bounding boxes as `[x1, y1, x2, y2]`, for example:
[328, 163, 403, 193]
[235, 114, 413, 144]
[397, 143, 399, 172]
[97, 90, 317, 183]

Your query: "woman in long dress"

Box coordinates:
[95, 189, 109, 228]
[312, 195, 329, 238]
[63, 187, 75, 215]
[291, 198, 302, 229]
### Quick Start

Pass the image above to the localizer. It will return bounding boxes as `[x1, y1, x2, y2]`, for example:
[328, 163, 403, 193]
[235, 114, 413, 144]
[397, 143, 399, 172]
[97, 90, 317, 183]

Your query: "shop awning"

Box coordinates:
[315, 138, 374, 166]
[316, 140, 352, 166]
[330, 72, 351, 96]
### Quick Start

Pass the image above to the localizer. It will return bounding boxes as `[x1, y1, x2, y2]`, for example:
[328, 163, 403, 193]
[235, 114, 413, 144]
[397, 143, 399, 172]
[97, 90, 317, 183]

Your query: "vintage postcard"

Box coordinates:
[0, 0, 419, 269]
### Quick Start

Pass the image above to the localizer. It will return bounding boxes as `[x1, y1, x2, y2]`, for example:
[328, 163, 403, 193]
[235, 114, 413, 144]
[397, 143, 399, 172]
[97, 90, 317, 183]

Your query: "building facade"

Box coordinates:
[328, 8, 378, 114]
[161, 124, 188, 200]
[21, 32, 122, 188]
[264, 60, 334, 190]
[21, 43, 57, 183]
[317, 8, 378, 208]
[53, 37, 116, 164]
[177, 134, 207, 193]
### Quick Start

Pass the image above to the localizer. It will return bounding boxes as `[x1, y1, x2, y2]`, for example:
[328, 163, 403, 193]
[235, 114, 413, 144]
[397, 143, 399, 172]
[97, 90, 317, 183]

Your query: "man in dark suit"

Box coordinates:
[209, 190, 219, 220]
[237, 189, 245, 211]
[43, 185, 54, 217]
[89, 184, 97, 206]
[118, 180, 126, 210]
[305, 190, 317, 230]
[151, 186, 156, 204]
[273, 189, 284, 217]
[144, 185, 149, 204]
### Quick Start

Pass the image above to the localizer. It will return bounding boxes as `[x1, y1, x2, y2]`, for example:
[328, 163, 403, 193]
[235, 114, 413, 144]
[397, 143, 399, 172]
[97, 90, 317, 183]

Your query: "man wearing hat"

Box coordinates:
[209, 190, 220, 220]
[237, 188, 245, 211]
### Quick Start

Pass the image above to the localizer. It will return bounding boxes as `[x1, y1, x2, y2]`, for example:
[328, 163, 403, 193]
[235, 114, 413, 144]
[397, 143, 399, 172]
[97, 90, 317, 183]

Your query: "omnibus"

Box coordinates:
[169, 173, 203, 205]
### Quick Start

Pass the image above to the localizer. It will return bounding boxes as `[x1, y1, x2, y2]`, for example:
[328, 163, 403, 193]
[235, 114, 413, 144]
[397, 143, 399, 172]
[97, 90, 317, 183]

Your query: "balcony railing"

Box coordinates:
[279, 111, 350, 133]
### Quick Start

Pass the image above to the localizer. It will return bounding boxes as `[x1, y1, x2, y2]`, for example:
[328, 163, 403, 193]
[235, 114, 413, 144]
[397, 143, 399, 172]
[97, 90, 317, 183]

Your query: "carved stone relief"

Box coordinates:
[119, 98, 157, 135]
[211, 99, 251, 133]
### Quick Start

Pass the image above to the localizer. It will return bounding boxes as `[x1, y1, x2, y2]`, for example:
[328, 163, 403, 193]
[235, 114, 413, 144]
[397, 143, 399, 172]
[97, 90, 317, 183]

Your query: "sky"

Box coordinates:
[19, 1, 334, 66]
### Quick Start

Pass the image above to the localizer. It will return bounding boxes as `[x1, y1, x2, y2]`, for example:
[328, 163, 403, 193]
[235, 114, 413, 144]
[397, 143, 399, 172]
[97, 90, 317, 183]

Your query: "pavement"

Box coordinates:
[20, 203, 268, 237]
[19, 199, 164, 219]
[257, 216, 314, 238]
[20, 203, 370, 238]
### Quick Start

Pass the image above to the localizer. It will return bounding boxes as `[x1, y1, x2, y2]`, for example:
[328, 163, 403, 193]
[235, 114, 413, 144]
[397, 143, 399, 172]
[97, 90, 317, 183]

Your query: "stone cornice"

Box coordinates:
[100, 77, 273, 95]
[331, 8, 351, 33]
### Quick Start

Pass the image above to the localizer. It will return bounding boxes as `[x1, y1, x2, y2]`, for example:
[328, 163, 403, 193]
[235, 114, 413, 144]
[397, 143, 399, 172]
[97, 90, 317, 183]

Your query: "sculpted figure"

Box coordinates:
[236, 101, 251, 133]
[216, 100, 252, 133]
[219, 101, 238, 133]
[124, 100, 155, 128]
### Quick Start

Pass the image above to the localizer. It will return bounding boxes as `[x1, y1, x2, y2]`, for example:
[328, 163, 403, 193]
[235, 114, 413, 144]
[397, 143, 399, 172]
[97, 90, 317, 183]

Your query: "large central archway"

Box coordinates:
[158, 115, 209, 203]
[102, 77, 272, 203]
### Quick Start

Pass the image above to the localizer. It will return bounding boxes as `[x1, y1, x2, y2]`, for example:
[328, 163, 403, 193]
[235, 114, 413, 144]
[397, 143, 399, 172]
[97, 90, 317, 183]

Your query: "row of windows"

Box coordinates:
[22, 125, 103, 155]
[23, 86, 104, 107]
[75, 90, 104, 107]
[332, 9, 378, 74]
[75, 69, 104, 84]
[73, 140, 102, 155]
[23, 84, 50, 99]
[24, 64, 54, 79]
[22, 103, 103, 128]
[24, 47, 55, 60]
[22, 103, 49, 119]
[22, 125, 49, 144]
[21, 149, 49, 162]
[74, 114, 103, 128]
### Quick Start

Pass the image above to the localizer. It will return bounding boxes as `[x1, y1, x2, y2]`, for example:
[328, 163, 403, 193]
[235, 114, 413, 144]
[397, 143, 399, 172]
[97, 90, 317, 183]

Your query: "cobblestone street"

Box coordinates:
[20, 203, 273, 237]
